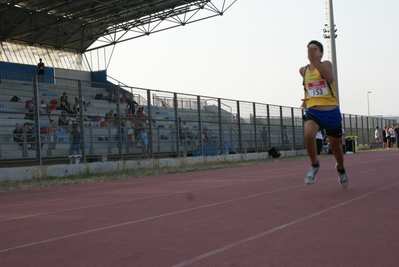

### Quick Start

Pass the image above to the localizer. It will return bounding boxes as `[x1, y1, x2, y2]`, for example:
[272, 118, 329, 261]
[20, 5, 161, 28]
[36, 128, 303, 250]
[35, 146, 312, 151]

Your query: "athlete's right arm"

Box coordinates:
[299, 66, 305, 77]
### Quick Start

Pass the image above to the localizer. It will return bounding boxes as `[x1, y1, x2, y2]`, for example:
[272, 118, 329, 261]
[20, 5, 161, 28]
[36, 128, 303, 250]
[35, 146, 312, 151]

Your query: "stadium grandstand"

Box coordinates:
[0, 0, 392, 173]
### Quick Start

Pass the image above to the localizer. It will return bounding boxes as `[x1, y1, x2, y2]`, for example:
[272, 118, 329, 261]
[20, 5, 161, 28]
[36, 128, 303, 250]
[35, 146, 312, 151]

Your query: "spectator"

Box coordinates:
[181, 121, 193, 140]
[69, 125, 81, 155]
[37, 58, 45, 82]
[140, 127, 149, 158]
[108, 90, 116, 103]
[25, 124, 35, 150]
[25, 98, 35, 120]
[136, 107, 147, 126]
[13, 123, 24, 145]
[60, 92, 71, 110]
[73, 97, 80, 114]
[69, 115, 80, 127]
[374, 126, 380, 143]
[395, 125, 399, 148]
[105, 110, 116, 124]
[49, 120, 59, 149]
[39, 99, 51, 119]
[125, 94, 138, 115]
[389, 125, 396, 148]
[202, 127, 209, 143]
[382, 126, 387, 149]
[58, 99, 73, 114]
[316, 130, 324, 155]
[283, 125, 290, 145]
[26, 98, 35, 113]
[117, 118, 127, 148]
[261, 126, 268, 149]
[58, 112, 70, 132]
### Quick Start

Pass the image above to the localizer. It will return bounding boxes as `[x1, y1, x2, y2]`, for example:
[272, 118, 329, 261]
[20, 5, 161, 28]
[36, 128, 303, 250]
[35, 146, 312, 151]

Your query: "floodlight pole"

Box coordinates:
[328, 0, 340, 106]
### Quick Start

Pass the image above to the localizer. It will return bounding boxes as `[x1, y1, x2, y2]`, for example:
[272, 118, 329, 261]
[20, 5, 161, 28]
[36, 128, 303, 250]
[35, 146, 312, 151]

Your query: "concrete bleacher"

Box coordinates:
[0, 75, 249, 161]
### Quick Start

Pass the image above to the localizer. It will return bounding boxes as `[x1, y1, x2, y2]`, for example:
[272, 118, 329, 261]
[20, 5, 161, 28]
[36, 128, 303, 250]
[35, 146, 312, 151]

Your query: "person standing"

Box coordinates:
[69, 125, 81, 155]
[299, 40, 348, 188]
[140, 127, 148, 158]
[37, 58, 45, 82]
[316, 130, 324, 155]
[374, 126, 380, 143]
[261, 126, 268, 149]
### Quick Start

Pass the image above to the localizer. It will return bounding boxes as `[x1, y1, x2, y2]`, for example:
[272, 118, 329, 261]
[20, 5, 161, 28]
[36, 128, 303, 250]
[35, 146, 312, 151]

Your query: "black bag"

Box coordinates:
[269, 147, 281, 158]
[10, 95, 20, 102]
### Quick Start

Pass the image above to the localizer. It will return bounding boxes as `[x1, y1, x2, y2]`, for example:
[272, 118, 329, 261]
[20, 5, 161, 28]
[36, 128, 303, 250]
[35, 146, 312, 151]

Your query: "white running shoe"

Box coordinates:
[304, 161, 320, 184]
[336, 164, 348, 188]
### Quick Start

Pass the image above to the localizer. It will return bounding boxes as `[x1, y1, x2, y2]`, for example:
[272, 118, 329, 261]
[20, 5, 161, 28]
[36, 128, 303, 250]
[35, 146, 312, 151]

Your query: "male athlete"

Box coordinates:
[299, 40, 348, 188]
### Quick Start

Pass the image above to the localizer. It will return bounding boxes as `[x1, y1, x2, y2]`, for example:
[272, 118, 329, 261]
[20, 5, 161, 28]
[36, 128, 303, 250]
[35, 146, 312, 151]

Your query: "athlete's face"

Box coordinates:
[307, 44, 323, 61]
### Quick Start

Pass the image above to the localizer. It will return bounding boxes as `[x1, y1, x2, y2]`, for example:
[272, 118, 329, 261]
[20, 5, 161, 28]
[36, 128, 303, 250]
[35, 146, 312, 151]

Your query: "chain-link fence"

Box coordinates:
[0, 70, 393, 166]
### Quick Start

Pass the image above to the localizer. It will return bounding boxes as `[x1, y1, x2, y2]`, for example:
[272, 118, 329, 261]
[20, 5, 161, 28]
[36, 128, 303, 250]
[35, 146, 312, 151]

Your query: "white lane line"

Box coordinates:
[171, 181, 399, 267]
[0, 182, 307, 253]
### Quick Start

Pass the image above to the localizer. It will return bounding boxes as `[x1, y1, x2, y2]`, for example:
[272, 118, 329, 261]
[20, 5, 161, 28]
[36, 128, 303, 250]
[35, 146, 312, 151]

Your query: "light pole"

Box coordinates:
[323, 0, 340, 106]
[367, 91, 372, 119]
[367, 91, 372, 144]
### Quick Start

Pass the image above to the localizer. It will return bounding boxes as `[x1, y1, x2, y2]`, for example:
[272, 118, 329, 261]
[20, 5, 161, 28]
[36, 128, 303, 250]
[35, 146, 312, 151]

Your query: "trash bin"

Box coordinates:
[344, 136, 358, 153]
[68, 154, 81, 164]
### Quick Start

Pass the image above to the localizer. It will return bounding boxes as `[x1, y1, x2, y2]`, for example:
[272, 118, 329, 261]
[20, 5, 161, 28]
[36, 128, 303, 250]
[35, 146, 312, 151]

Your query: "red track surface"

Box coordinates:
[1, 150, 399, 267]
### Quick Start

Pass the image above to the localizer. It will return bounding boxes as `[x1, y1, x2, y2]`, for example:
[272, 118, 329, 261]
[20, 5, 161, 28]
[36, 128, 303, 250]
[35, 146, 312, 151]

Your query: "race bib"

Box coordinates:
[307, 80, 328, 97]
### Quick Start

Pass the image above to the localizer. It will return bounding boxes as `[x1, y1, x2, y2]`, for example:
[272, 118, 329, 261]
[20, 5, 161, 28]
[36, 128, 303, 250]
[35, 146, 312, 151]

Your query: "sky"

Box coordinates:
[104, 0, 399, 118]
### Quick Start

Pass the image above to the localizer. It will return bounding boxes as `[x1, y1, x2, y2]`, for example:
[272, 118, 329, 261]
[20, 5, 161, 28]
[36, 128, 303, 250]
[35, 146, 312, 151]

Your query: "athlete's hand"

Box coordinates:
[300, 99, 307, 111]
[307, 47, 318, 63]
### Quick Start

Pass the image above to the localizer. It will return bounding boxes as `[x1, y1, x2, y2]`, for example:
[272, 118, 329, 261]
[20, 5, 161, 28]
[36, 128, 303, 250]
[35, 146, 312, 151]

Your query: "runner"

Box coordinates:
[299, 40, 348, 188]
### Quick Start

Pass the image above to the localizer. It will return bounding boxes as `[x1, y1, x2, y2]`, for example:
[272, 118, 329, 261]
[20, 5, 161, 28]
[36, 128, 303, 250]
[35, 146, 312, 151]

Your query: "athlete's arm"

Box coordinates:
[313, 60, 334, 83]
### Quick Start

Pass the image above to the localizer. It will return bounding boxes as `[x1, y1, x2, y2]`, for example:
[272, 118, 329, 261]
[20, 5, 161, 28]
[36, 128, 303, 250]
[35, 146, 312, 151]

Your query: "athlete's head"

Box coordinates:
[307, 40, 324, 60]
[308, 40, 323, 53]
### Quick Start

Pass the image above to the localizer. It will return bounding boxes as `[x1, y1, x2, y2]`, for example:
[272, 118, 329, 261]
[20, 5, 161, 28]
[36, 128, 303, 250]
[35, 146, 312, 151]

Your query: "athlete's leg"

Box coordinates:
[304, 119, 319, 165]
[329, 135, 344, 169]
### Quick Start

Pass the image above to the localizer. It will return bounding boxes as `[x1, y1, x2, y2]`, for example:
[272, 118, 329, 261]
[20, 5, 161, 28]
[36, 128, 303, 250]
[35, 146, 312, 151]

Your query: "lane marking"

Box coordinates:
[171, 181, 399, 267]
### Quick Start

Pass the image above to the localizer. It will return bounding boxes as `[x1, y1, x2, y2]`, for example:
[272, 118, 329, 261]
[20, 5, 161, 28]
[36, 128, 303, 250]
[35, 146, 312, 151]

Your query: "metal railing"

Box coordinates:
[0, 70, 393, 166]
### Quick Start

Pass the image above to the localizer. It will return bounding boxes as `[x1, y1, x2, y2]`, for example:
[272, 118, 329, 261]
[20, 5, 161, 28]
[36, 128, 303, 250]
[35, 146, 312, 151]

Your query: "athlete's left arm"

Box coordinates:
[313, 60, 334, 83]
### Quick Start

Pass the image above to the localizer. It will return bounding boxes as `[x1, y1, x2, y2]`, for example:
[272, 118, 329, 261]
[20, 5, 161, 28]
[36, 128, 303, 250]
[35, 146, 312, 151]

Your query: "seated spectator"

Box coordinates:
[69, 115, 80, 127]
[58, 100, 73, 114]
[24, 98, 35, 120]
[25, 98, 34, 113]
[13, 123, 24, 145]
[108, 90, 116, 103]
[58, 112, 70, 132]
[105, 110, 116, 123]
[60, 92, 70, 107]
[125, 109, 135, 122]
[39, 99, 51, 119]
[136, 107, 147, 126]
[181, 121, 193, 139]
[73, 97, 80, 114]
[25, 124, 35, 150]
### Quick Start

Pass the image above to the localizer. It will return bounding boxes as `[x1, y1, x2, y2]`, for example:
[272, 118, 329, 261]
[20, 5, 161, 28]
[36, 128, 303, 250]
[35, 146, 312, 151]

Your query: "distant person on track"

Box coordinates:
[299, 40, 348, 188]
[374, 126, 380, 143]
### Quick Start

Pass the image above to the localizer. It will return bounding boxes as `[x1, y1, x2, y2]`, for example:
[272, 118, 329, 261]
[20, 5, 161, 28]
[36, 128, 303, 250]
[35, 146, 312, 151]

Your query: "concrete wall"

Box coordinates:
[0, 150, 307, 181]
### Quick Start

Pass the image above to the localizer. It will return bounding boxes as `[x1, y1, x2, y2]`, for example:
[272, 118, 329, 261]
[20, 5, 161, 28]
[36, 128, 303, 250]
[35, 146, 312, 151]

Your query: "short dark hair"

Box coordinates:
[308, 40, 324, 53]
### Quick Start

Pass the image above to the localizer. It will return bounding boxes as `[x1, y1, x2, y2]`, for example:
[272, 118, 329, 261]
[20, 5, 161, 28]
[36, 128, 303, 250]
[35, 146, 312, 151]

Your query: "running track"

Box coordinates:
[1, 150, 399, 267]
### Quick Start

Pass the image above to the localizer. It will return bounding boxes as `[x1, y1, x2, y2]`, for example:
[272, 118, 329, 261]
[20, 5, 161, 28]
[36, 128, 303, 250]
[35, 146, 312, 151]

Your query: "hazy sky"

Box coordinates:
[105, 0, 399, 117]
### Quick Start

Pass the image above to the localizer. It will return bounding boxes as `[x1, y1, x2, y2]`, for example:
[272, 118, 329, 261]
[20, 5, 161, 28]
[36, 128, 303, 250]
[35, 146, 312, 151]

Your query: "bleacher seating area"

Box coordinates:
[0, 75, 235, 162]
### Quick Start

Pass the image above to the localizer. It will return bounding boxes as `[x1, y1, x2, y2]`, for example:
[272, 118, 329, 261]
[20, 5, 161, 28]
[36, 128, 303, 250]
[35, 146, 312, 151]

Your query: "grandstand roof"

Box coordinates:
[0, 0, 236, 53]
